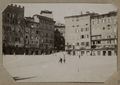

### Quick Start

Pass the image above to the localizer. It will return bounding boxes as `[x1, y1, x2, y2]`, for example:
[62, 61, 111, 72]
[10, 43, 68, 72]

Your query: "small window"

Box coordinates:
[97, 41, 101, 44]
[108, 51, 112, 56]
[76, 42, 79, 46]
[81, 42, 84, 45]
[103, 27, 105, 30]
[26, 36, 28, 39]
[86, 42, 89, 46]
[36, 31, 39, 34]
[7, 13, 10, 17]
[107, 24, 110, 27]
[81, 51, 84, 55]
[93, 41, 95, 44]
[81, 35, 84, 39]
[103, 51, 106, 56]
[87, 35, 89, 38]
[86, 28, 88, 31]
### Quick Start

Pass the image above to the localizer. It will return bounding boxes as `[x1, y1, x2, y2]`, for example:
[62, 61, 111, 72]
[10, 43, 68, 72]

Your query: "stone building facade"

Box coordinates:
[2, 4, 55, 55]
[91, 11, 117, 56]
[64, 11, 117, 56]
[64, 13, 93, 55]
[24, 14, 55, 55]
[2, 4, 25, 54]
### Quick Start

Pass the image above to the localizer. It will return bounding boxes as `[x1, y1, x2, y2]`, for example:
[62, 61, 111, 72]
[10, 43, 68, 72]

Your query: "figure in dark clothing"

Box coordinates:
[79, 55, 80, 59]
[59, 57, 62, 63]
[63, 54, 66, 63]
[63, 58, 66, 63]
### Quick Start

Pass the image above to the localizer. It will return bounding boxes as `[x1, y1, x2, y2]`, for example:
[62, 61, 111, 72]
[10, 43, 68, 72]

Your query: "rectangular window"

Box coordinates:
[97, 41, 101, 44]
[81, 35, 84, 39]
[81, 51, 84, 56]
[81, 28, 83, 32]
[103, 27, 105, 30]
[36, 31, 39, 34]
[76, 42, 79, 46]
[87, 35, 89, 38]
[108, 51, 112, 56]
[86, 42, 89, 46]
[93, 41, 95, 44]
[81, 42, 84, 45]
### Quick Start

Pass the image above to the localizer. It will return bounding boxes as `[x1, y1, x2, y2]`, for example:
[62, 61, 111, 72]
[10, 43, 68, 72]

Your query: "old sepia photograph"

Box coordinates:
[2, 3, 117, 82]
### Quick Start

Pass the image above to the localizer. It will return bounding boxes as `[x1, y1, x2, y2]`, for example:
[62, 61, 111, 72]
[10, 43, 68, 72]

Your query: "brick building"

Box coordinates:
[2, 4, 25, 54]
[24, 13, 55, 55]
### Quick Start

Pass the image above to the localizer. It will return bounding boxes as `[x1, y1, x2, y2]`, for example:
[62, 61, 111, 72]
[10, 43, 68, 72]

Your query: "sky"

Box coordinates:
[13, 3, 117, 23]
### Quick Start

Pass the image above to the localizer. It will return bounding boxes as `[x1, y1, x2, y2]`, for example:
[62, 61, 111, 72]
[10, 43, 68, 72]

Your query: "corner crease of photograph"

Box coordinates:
[2, 3, 118, 82]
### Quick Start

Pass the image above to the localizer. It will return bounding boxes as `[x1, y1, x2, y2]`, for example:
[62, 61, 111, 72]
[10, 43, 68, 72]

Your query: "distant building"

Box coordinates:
[24, 17, 40, 55]
[64, 13, 93, 55]
[64, 11, 117, 56]
[24, 13, 55, 55]
[2, 4, 25, 54]
[55, 23, 65, 37]
[54, 23, 65, 52]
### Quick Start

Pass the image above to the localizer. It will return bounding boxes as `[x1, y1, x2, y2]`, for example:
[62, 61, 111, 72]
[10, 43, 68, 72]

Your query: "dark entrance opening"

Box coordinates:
[108, 51, 112, 56]
[103, 51, 106, 56]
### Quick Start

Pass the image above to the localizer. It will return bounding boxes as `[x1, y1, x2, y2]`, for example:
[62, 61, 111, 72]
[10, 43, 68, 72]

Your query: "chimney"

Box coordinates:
[40, 10, 53, 19]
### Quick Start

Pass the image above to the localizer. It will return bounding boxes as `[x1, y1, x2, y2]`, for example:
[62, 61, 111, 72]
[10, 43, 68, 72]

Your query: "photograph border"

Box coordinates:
[0, 0, 120, 85]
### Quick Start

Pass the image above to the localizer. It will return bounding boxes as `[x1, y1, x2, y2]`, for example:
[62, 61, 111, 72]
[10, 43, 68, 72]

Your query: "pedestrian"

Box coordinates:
[63, 58, 66, 63]
[79, 55, 80, 59]
[59, 57, 62, 63]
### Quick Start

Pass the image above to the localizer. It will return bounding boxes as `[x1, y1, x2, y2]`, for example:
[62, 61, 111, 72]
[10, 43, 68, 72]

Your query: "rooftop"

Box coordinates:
[64, 12, 98, 18]
[64, 11, 117, 19]
[40, 10, 52, 14]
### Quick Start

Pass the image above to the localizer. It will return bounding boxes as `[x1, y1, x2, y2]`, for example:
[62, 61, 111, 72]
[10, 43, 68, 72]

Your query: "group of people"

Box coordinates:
[59, 57, 66, 63]
[57, 52, 81, 64]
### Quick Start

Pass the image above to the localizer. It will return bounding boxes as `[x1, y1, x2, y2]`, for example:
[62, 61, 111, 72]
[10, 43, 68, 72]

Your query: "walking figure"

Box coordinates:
[63, 54, 66, 63]
[59, 57, 62, 63]
[63, 58, 66, 63]
[79, 55, 80, 59]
